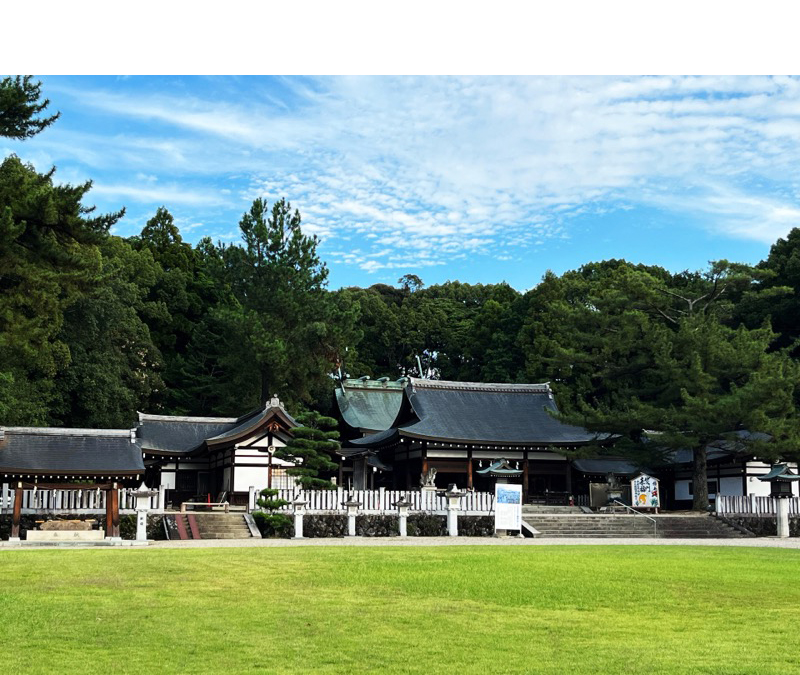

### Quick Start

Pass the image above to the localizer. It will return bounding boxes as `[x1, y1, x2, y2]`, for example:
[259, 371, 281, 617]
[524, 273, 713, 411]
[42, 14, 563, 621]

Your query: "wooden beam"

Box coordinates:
[11, 482, 22, 538]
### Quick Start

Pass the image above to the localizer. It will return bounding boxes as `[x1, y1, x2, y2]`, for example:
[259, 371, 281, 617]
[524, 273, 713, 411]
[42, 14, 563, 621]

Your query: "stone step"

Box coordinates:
[193, 515, 253, 540]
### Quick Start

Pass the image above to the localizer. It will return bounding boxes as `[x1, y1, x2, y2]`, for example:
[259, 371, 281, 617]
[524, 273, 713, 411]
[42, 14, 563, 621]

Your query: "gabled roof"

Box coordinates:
[0, 428, 144, 477]
[759, 464, 800, 481]
[349, 378, 599, 449]
[335, 378, 405, 433]
[137, 399, 298, 456]
[476, 458, 523, 477]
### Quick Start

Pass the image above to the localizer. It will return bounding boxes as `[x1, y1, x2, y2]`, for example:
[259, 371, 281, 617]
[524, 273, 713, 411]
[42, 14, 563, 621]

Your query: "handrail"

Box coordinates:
[610, 499, 658, 537]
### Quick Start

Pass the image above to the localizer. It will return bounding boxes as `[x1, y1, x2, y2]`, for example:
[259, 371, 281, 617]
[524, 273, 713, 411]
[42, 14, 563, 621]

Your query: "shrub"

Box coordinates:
[253, 511, 293, 538]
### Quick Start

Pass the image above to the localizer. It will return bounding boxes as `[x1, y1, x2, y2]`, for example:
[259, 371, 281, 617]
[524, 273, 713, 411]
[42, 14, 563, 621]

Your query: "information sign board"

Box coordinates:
[495, 483, 522, 530]
[631, 473, 660, 509]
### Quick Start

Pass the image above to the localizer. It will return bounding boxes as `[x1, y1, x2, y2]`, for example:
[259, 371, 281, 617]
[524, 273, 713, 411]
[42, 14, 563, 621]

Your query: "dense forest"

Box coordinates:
[3, 77, 800, 509]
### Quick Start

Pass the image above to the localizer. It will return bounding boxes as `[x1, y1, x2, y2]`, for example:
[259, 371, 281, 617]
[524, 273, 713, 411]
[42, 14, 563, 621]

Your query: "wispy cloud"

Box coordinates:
[18, 76, 800, 281]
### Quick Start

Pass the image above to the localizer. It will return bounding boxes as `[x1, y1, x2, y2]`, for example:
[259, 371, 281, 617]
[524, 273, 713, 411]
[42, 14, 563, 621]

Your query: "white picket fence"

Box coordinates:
[250, 488, 495, 516]
[716, 494, 800, 516]
[0, 483, 166, 515]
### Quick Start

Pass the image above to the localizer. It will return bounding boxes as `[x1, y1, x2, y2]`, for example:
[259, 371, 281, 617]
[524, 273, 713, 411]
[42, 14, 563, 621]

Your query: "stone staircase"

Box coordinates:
[523, 512, 749, 538]
[191, 513, 254, 540]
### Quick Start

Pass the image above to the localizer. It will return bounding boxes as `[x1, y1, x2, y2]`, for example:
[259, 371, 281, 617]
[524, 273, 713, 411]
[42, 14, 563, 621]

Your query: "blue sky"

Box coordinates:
[5, 75, 800, 290]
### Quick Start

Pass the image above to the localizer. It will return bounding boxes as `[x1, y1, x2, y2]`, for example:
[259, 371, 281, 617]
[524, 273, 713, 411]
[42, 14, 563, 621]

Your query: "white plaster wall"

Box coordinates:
[160, 471, 176, 489]
[234, 466, 269, 493]
[247, 436, 286, 449]
[675, 480, 691, 501]
[234, 449, 271, 465]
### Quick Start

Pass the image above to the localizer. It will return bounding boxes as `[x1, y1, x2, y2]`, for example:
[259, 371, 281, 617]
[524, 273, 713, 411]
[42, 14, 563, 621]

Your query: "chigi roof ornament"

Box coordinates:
[269, 395, 283, 409]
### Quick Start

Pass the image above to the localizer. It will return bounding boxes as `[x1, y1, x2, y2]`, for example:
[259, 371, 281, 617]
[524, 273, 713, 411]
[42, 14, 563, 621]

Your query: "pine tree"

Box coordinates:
[0, 76, 60, 139]
[254, 488, 292, 538]
[526, 260, 800, 510]
[274, 411, 341, 489]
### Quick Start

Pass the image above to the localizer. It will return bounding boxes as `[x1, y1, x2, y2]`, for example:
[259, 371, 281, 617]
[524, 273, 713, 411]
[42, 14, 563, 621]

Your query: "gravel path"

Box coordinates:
[144, 536, 800, 549]
[4, 536, 800, 550]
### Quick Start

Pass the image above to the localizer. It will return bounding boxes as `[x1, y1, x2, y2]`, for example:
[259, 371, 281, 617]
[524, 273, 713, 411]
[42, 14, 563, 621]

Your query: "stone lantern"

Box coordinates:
[394, 497, 412, 537]
[342, 495, 362, 537]
[758, 464, 800, 538]
[130, 483, 159, 542]
[292, 498, 308, 539]
[445, 484, 465, 537]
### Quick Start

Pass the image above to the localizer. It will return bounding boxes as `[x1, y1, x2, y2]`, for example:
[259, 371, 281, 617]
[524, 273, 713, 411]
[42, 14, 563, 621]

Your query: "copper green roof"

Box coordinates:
[759, 464, 800, 481]
[476, 458, 523, 477]
[336, 378, 405, 433]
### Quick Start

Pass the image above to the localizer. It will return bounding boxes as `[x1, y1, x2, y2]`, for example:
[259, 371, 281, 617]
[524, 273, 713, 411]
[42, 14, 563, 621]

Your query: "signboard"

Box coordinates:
[631, 473, 660, 509]
[494, 483, 522, 530]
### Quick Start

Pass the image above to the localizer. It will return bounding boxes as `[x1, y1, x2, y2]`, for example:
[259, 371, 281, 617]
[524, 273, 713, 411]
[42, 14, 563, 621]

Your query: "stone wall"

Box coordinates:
[0, 514, 166, 540]
[720, 515, 800, 537]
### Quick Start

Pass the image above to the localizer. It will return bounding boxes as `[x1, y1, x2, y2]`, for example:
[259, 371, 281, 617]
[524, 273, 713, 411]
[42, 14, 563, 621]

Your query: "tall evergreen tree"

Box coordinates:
[220, 198, 352, 408]
[525, 260, 800, 510]
[0, 76, 60, 139]
[0, 155, 122, 424]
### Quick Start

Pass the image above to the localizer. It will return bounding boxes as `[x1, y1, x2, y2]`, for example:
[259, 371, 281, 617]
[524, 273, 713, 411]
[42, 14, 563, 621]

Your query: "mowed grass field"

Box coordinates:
[0, 546, 798, 674]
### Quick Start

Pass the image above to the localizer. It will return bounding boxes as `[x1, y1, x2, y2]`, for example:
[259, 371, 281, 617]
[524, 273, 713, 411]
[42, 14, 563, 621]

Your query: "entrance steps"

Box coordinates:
[164, 513, 254, 540]
[193, 513, 254, 539]
[522, 513, 749, 538]
[522, 505, 584, 515]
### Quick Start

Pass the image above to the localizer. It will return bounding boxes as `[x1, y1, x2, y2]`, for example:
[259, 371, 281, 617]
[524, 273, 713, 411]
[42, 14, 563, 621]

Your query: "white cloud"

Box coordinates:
[27, 76, 800, 271]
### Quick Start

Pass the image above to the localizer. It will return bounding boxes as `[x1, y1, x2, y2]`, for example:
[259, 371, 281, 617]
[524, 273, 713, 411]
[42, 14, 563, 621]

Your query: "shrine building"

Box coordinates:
[337, 377, 609, 498]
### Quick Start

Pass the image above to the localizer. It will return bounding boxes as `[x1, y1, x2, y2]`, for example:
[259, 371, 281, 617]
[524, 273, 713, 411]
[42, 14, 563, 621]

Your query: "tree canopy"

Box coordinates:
[0, 76, 60, 139]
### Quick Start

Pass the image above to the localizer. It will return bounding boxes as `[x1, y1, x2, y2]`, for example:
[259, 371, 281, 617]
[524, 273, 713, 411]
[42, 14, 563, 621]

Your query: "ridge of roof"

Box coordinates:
[408, 378, 552, 394]
[137, 412, 239, 424]
[0, 427, 132, 438]
[340, 378, 406, 391]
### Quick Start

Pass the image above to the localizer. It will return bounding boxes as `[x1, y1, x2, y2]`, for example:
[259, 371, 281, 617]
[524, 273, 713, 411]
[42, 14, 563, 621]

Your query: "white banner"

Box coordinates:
[495, 483, 522, 530]
[631, 473, 660, 509]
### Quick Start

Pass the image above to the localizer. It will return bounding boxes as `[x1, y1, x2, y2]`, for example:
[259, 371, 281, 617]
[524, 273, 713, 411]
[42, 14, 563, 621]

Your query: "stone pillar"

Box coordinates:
[777, 498, 790, 538]
[445, 487, 464, 537]
[343, 497, 361, 537]
[292, 499, 307, 539]
[248, 486, 257, 513]
[394, 498, 411, 537]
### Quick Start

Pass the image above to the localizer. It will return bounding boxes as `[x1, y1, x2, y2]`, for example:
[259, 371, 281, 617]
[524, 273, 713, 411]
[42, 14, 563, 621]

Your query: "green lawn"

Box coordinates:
[0, 546, 798, 674]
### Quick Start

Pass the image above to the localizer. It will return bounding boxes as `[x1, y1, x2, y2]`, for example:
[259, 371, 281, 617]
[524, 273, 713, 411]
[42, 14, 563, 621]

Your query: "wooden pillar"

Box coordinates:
[522, 456, 529, 500]
[421, 443, 428, 477]
[268, 451, 273, 489]
[467, 447, 473, 489]
[105, 487, 113, 536]
[111, 483, 120, 538]
[11, 482, 23, 539]
[565, 461, 572, 495]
